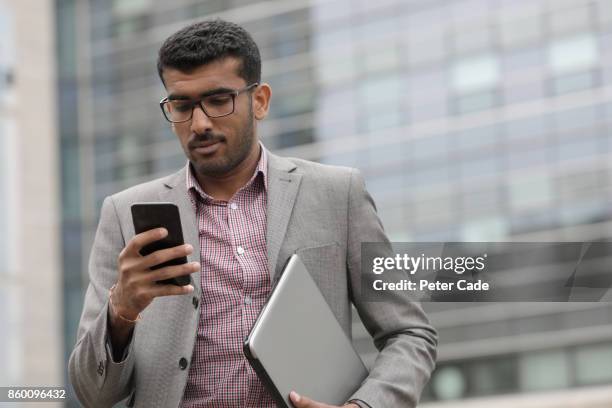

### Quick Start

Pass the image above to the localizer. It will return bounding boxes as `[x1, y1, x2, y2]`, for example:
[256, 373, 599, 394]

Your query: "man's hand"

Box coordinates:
[289, 391, 360, 408]
[108, 227, 199, 358]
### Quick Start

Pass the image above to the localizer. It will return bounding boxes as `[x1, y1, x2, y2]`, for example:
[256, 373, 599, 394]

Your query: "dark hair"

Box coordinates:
[157, 19, 261, 85]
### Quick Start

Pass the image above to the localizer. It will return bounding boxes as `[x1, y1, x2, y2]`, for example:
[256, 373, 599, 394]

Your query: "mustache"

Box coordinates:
[187, 132, 225, 149]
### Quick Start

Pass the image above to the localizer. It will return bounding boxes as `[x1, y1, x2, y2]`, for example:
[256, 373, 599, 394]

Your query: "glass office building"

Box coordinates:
[57, 0, 612, 406]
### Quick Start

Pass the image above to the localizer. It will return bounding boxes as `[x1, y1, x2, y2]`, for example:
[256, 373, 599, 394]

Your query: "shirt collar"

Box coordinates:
[186, 142, 268, 205]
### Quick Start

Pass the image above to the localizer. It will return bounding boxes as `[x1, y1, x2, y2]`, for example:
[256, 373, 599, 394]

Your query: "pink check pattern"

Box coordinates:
[180, 147, 276, 407]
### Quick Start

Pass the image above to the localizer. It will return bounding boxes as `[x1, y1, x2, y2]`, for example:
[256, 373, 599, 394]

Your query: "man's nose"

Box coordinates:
[190, 104, 213, 134]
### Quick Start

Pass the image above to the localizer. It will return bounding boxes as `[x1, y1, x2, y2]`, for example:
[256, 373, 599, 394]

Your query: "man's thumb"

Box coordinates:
[290, 391, 309, 407]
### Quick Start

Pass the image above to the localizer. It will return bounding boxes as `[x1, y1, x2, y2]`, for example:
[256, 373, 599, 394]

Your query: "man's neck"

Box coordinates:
[194, 143, 261, 202]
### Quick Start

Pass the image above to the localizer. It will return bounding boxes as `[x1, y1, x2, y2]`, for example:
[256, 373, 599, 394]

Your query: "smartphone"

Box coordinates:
[131, 203, 191, 286]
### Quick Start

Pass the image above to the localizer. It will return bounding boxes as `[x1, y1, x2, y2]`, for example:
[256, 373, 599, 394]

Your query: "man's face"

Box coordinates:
[161, 57, 261, 177]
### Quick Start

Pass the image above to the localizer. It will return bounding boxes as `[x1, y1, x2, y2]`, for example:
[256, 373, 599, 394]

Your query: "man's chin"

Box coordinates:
[192, 158, 234, 177]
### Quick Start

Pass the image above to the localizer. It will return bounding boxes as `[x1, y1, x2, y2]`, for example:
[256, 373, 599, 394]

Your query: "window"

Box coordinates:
[506, 146, 550, 171]
[554, 106, 600, 133]
[432, 366, 467, 400]
[575, 344, 612, 385]
[366, 142, 405, 168]
[460, 157, 500, 180]
[451, 54, 500, 113]
[411, 134, 448, 163]
[452, 25, 492, 55]
[499, 14, 542, 49]
[461, 217, 508, 241]
[455, 91, 498, 114]
[408, 68, 448, 121]
[552, 71, 596, 95]
[316, 52, 357, 86]
[364, 109, 401, 132]
[451, 54, 500, 94]
[549, 4, 592, 35]
[111, 0, 151, 37]
[403, 7, 447, 67]
[505, 115, 549, 143]
[360, 75, 402, 132]
[557, 137, 599, 161]
[423, 344, 612, 402]
[359, 75, 402, 109]
[316, 88, 357, 140]
[111, 0, 150, 17]
[509, 173, 553, 211]
[455, 124, 502, 153]
[405, 31, 446, 67]
[363, 45, 400, 73]
[548, 33, 598, 75]
[469, 357, 517, 396]
[519, 350, 571, 391]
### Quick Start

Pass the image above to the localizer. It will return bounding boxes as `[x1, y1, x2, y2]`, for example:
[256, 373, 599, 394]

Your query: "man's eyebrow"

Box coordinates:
[167, 87, 236, 101]
[167, 94, 191, 100]
[200, 87, 236, 97]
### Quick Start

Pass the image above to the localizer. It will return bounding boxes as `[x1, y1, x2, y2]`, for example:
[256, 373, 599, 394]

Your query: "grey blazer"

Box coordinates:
[69, 150, 437, 408]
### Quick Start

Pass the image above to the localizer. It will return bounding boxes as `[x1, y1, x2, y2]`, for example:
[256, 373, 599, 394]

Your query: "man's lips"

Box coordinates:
[191, 141, 219, 148]
[191, 140, 222, 155]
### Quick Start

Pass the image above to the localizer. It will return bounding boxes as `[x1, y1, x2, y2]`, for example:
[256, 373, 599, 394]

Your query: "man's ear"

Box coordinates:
[252, 83, 272, 120]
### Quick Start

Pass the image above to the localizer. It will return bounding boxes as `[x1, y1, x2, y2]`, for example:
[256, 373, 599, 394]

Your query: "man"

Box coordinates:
[69, 19, 437, 408]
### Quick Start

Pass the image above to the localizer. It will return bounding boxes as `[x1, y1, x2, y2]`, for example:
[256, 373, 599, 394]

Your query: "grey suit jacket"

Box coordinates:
[69, 150, 437, 408]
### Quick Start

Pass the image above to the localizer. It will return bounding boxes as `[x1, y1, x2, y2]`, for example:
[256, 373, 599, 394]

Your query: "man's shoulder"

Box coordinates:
[278, 155, 356, 181]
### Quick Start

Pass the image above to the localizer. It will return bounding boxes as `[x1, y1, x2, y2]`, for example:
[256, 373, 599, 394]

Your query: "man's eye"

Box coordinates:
[172, 102, 193, 112]
[206, 95, 232, 106]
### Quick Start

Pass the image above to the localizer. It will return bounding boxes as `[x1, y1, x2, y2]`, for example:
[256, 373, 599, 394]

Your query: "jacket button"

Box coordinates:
[192, 296, 199, 309]
[179, 357, 188, 370]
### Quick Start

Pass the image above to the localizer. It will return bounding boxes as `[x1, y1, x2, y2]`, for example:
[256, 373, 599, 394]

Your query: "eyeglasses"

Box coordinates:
[159, 83, 258, 123]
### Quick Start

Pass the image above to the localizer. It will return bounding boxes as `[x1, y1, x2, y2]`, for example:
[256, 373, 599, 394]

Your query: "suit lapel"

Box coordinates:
[159, 167, 202, 295]
[266, 151, 302, 281]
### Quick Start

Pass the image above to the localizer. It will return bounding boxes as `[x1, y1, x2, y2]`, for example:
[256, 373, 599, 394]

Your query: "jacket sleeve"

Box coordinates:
[346, 169, 438, 408]
[68, 196, 136, 408]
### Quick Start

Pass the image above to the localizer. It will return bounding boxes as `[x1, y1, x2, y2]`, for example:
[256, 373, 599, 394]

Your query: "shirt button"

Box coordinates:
[179, 357, 188, 370]
[230, 202, 238, 210]
[244, 296, 252, 305]
[237, 246, 245, 255]
[192, 296, 199, 309]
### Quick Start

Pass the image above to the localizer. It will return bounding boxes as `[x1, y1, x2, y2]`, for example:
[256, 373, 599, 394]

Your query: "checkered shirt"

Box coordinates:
[180, 146, 276, 407]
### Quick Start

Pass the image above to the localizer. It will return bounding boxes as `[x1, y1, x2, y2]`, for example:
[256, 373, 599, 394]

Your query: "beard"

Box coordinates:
[188, 108, 256, 177]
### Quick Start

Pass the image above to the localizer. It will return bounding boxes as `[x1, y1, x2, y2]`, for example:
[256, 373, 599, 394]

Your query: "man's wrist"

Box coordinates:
[109, 284, 141, 323]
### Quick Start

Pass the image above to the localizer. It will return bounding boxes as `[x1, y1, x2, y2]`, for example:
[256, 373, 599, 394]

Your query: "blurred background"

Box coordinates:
[1, 0, 612, 406]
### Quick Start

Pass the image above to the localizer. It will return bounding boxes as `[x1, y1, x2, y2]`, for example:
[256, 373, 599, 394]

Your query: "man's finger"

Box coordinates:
[140, 243, 193, 269]
[127, 228, 168, 254]
[289, 391, 330, 408]
[148, 283, 194, 298]
[147, 262, 200, 283]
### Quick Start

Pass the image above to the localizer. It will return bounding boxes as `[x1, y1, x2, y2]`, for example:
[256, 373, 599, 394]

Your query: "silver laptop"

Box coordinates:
[243, 254, 369, 407]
